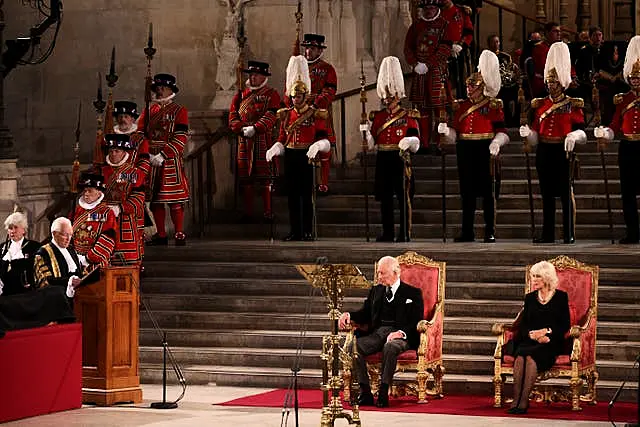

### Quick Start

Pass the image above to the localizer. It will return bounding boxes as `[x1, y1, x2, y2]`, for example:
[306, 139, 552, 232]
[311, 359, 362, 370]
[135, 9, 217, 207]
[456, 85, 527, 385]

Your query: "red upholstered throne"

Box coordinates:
[342, 251, 445, 403]
[492, 255, 599, 411]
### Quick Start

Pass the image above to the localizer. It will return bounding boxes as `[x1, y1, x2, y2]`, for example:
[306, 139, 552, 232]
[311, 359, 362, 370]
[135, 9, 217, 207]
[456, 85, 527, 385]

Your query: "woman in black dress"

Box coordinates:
[508, 260, 571, 414]
[0, 212, 41, 296]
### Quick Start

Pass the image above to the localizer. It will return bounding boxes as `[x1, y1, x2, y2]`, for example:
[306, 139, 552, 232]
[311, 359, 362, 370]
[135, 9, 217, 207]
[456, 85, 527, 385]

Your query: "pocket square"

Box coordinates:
[406, 299, 413, 304]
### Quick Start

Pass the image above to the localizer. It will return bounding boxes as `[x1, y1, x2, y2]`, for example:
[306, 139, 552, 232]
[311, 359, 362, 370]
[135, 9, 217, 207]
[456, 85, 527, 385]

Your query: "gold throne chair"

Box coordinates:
[342, 251, 445, 403]
[492, 255, 599, 411]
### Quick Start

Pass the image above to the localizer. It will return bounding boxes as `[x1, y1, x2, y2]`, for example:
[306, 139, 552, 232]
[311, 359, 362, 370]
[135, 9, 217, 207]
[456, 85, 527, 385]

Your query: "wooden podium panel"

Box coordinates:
[74, 266, 142, 406]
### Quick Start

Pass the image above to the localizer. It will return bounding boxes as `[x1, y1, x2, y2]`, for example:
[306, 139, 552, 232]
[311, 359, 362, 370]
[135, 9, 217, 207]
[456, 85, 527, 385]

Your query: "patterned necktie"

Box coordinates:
[385, 287, 393, 301]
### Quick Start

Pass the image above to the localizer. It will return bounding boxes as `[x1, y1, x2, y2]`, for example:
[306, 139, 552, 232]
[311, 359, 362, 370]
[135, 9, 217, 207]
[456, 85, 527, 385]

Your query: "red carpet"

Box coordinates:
[219, 389, 638, 422]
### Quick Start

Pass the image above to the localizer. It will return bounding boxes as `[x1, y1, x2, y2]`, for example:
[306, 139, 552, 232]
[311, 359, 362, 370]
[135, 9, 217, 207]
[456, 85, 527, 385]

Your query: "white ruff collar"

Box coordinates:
[420, 9, 441, 21]
[106, 152, 130, 167]
[153, 93, 176, 105]
[113, 123, 138, 135]
[307, 52, 324, 64]
[246, 78, 269, 91]
[79, 193, 104, 210]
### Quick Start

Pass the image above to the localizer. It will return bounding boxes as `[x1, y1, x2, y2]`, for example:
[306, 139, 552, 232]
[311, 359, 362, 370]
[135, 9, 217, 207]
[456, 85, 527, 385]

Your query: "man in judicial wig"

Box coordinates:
[0, 211, 40, 296]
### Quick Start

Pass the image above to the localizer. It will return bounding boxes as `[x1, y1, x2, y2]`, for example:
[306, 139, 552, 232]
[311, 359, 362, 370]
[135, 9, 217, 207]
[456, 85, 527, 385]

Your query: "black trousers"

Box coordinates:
[456, 139, 495, 237]
[355, 326, 410, 387]
[375, 151, 414, 240]
[619, 140, 640, 239]
[285, 148, 314, 237]
[536, 142, 574, 240]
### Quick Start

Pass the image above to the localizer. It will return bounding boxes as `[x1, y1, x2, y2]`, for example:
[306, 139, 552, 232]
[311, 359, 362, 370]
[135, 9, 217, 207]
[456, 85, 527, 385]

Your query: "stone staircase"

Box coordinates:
[140, 240, 640, 402]
[202, 136, 627, 241]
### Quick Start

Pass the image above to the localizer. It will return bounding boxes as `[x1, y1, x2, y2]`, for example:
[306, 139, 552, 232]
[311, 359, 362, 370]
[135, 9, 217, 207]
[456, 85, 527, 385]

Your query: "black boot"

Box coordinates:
[357, 384, 375, 406]
[376, 383, 389, 408]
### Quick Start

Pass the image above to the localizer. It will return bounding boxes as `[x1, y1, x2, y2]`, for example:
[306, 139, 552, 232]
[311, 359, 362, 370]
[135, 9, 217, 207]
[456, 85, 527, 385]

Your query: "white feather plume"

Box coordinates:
[543, 42, 572, 89]
[285, 55, 311, 96]
[624, 35, 640, 82]
[376, 56, 406, 100]
[478, 50, 501, 98]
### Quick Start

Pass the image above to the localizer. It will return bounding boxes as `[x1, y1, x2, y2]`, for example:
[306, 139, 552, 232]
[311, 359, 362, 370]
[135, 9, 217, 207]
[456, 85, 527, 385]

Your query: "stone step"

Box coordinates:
[139, 364, 638, 403]
[142, 261, 640, 286]
[141, 309, 640, 340]
[138, 346, 638, 382]
[145, 241, 640, 270]
[138, 329, 640, 363]
[141, 278, 640, 304]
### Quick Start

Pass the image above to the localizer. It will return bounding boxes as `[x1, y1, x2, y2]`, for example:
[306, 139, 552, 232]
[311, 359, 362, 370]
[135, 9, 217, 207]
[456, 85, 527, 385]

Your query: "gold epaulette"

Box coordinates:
[452, 99, 462, 112]
[489, 98, 504, 109]
[369, 111, 377, 121]
[613, 93, 625, 105]
[408, 108, 421, 118]
[314, 108, 329, 119]
[531, 97, 545, 109]
[276, 107, 289, 121]
[569, 97, 584, 108]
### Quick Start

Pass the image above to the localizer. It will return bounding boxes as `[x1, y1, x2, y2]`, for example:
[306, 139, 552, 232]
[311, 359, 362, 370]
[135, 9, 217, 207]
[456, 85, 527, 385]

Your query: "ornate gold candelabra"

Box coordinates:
[297, 263, 370, 427]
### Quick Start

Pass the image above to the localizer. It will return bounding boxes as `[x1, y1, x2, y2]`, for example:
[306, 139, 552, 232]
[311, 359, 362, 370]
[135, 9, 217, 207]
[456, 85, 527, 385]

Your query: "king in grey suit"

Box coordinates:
[339, 256, 424, 407]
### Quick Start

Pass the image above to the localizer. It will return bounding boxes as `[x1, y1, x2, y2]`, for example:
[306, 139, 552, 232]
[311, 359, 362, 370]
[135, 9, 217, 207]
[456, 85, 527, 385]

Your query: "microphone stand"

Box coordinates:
[116, 253, 187, 409]
[609, 355, 639, 427]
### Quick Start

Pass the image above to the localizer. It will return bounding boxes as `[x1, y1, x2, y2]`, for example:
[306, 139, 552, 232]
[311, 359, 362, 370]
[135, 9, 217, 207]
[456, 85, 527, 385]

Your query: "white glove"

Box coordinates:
[451, 44, 463, 57]
[489, 142, 500, 156]
[78, 254, 88, 268]
[66, 276, 79, 298]
[110, 205, 121, 218]
[437, 122, 450, 136]
[150, 153, 165, 166]
[266, 142, 285, 162]
[594, 126, 614, 140]
[0, 277, 4, 296]
[367, 134, 375, 151]
[414, 62, 428, 75]
[242, 126, 256, 138]
[489, 132, 509, 156]
[564, 135, 576, 152]
[398, 136, 420, 153]
[359, 123, 370, 133]
[519, 125, 531, 137]
[594, 126, 605, 139]
[307, 139, 331, 159]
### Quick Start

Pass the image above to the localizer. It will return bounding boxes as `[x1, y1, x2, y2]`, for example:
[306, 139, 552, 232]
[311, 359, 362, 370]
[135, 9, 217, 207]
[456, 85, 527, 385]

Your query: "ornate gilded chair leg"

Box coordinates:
[417, 369, 429, 403]
[434, 364, 445, 398]
[570, 377, 583, 411]
[587, 371, 598, 405]
[368, 364, 380, 396]
[493, 374, 503, 407]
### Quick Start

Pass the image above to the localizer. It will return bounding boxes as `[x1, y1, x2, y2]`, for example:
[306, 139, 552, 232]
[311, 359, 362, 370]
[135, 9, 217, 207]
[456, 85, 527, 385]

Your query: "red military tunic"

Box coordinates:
[72, 200, 118, 267]
[441, 3, 474, 48]
[451, 97, 506, 139]
[229, 85, 281, 177]
[404, 15, 456, 109]
[530, 95, 585, 141]
[137, 101, 190, 203]
[277, 106, 328, 148]
[609, 91, 640, 138]
[370, 108, 420, 150]
[103, 160, 146, 264]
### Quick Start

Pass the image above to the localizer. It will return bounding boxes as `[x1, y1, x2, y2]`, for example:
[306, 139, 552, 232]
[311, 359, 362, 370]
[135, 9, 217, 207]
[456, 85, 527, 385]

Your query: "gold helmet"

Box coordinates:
[285, 55, 311, 98]
[376, 56, 405, 101]
[624, 36, 640, 82]
[543, 42, 572, 89]
[466, 50, 501, 97]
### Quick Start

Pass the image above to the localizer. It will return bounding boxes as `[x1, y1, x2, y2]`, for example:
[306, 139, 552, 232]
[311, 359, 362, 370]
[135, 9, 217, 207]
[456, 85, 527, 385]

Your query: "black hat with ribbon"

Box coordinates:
[113, 101, 139, 118]
[78, 172, 107, 192]
[151, 73, 179, 93]
[104, 133, 135, 151]
[300, 33, 327, 49]
[243, 61, 271, 76]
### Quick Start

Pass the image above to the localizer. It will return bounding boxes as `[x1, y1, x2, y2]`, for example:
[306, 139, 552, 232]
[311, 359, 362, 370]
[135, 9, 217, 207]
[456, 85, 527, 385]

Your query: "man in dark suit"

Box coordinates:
[339, 256, 424, 408]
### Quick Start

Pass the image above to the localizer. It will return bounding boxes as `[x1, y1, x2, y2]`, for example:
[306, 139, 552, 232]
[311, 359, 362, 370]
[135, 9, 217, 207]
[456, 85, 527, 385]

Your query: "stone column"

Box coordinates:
[535, 0, 547, 21]
[372, 0, 389, 67]
[559, 0, 569, 27]
[340, 0, 357, 73]
[317, 0, 334, 63]
[576, 0, 591, 31]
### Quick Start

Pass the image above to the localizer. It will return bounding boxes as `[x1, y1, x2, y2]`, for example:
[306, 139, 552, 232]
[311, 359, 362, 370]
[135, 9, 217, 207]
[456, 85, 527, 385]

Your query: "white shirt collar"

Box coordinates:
[78, 193, 104, 210]
[386, 278, 401, 301]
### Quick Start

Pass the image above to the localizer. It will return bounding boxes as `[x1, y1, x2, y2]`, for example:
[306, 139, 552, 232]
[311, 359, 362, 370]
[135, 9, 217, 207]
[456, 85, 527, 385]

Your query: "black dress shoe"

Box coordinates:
[483, 234, 496, 243]
[619, 235, 639, 244]
[376, 235, 395, 242]
[148, 234, 169, 246]
[454, 234, 474, 243]
[533, 236, 554, 244]
[357, 391, 375, 406]
[375, 392, 389, 408]
[282, 233, 302, 242]
[507, 407, 519, 414]
[302, 233, 315, 241]
[174, 232, 187, 246]
[563, 236, 575, 244]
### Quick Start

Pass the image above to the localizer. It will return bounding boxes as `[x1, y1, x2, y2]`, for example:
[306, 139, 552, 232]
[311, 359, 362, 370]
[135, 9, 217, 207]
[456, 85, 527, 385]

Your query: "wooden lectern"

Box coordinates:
[74, 266, 143, 406]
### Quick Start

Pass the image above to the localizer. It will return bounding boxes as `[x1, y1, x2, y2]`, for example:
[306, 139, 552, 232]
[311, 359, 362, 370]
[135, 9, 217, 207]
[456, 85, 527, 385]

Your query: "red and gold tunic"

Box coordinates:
[276, 106, 328, 149]
[103, 162, 146, 264]
[530, 95, 585, 142]
[441, 3, 474, 48]
[451, 97, 506, 140]
[229, 85, 281, 177]
[609, 91, 640, 139]
[72, 201, 118, 267]
[369, 108, 420, 149]
[404, 15, 456, 109]
[137, 101, 190, 203]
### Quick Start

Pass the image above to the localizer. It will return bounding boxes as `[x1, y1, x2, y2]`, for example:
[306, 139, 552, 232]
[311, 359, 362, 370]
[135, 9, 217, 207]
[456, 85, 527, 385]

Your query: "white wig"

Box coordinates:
[477, 50, 501, 98]
[51, 216, 72, 235]
[530, 261, 559, 291]
[4, 211, 28, 231]
[376, 56, 406, 100]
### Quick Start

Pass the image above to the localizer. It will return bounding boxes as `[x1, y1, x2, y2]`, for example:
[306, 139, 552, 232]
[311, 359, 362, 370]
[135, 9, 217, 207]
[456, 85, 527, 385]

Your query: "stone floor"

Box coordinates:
[4, 384, 615, 426]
